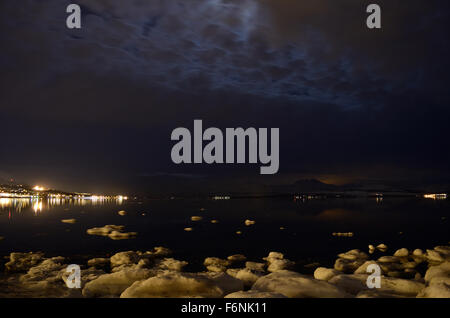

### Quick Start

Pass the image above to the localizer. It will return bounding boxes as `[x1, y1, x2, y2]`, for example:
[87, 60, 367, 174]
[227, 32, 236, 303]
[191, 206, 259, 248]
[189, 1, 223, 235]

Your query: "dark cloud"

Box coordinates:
[0, 0, 449, 192]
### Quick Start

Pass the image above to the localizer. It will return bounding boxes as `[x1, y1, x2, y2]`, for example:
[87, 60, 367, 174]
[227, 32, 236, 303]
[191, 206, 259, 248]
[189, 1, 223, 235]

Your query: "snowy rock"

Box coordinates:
[154, 258, 188, 272]
[338, 250, 368, 261]
[401, 262, 418, 270]
[434, 246, 450, 257]
[87, 258, 110, 268]
[328, 274, 425, 297]
[83, 268, 154, 297]
[110, 251, 141, 267]
[379, 276, 425, 297]
[394, 248, 409, 257]
[377, 256, 400, 263]
[413, 249, 424, 256]
[334, 258, 365, 273]
[252, 270, 350, 298]
[61, 266, 105, 290]
[20, 257, 66, 283]
[227, 268, 264, 288]
[354, 261, 383, 275]
[263, 252, 294, 272]
[424, 261, 450, 285]
[267, 259, 294, 272]
[426, 249, 445, 263]
[417, 282, 450, 298]
[5, 252, 45, 272]
[225, 290, 287, 298]
[151, 247, 172, 257]
[334, 250, 368, 273]
[120, 271, 243, 298]
[328, 274, 369, 295]
[264, 252, 284, 261]
[109, 248, 171, 269]
[204, 257, 230, 272]
[314, 267, 340, 281]
[245, 262, 266, 272]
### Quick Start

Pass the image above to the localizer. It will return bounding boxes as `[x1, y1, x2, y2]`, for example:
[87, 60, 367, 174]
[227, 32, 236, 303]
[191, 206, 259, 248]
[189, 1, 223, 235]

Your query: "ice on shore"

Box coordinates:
[83, 268, 154, 297]
[328, 274, 370, 295]
[394, 248, 409, 257]
[110, 248, 172, 269]
[1, 244, 449, 298]
[87, 258, 110, 268]
[328, 273, 425, 297]
[5, 252, 45, 272]
[252, 270, 350, 298]
[204, 257, 230, 272]
[263, 251, 294, 272]
[334, 250, 368, 273]
[246, 261, 266, 272]
[354, 260, 384, 275]
[417, 282, 450, 298]
[120, 271, 243, 298]
[61, 219, 76, 224]
[413, 249, 424, 256]
[227, 268, 265, 288]
[86, 225, 137, 240]
[314, 267, 340, 281]
[424, 261, 450, 285]
[154, 258, 188, 272]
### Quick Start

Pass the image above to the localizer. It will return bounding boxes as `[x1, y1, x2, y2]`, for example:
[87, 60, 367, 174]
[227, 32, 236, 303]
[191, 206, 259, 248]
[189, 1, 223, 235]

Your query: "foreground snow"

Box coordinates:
[0, 244, 449, 298]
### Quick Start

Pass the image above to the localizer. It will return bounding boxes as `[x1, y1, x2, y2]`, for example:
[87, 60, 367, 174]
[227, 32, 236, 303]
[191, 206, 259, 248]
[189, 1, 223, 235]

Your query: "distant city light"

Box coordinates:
[33, 186, 45, 191]
[423, 193, 447, 200]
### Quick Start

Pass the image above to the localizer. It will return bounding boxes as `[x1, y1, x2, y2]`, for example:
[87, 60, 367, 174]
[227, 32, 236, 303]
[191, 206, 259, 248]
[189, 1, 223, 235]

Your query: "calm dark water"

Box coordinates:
[0, 197, 448, 268]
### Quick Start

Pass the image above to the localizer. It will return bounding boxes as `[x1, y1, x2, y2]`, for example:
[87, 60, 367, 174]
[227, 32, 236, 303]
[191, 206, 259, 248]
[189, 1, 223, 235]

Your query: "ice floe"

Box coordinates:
[61, 219, 76, 224]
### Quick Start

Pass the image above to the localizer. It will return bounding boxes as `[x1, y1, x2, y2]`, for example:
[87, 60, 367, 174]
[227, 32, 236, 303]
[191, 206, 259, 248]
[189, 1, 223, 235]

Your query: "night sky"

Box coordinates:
[1, 0, 449, 194]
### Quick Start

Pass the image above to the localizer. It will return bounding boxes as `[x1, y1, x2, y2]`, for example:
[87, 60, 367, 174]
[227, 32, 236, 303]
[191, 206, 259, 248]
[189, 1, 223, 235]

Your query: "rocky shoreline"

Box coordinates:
[0, 244, 449, 298]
